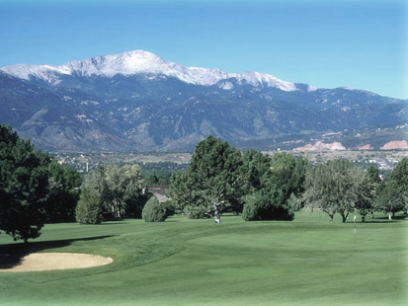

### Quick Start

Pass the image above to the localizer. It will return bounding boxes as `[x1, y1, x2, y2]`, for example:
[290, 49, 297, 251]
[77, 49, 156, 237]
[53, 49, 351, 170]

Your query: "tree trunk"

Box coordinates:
[329, 214, 334, 223]
[388, 212, 392, 220]
[370, 211, 374, 218]
[340, 211, 349, 223]
[361, 215, 365, 222]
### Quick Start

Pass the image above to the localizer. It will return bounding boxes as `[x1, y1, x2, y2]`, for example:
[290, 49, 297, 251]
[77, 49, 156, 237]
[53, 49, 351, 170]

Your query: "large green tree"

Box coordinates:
[83, 164, 147, 219]
[376, 180, 404, 220]
[269, 153, 309, 201]
[375, 158, 408, 219]
[353, 166, 380, 222]
[303, 159, 358, 222]
[75, 188, 103, 224]
[240, 151, 296, 221]
[388, 157, 408, 215]
[0, 124, 50, 242]
[45, 161, 83, 222]
[168, 135, 243, 222]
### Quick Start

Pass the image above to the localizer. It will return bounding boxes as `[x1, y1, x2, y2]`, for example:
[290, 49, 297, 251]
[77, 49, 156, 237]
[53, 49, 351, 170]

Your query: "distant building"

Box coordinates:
[147, 185, 170, 203]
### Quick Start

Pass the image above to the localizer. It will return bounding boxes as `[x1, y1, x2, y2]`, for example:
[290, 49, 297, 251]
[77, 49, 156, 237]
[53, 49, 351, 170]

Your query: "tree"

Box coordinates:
[388, 157, 408, 215]
[83, 164, 147, 219]
[168, 135, 243, 222]
[75, 188, 103, 224]
[240, 151, 295, 221]
[147, 171, 160, 185]
[376, 180, 405, 220]
[104, 164, 145, 219]
[0, 124, 50, 242]
[269, 152, 297, 198]
[364, 165, 382, 218]
[142, 196, 167, 222]
[242, 187, 294, 221]
[303, 159, 357, 222]
[240, 150, 272, 195]
[45, 161, 83, 222]
[353, 167, 377, 222]
[268, 153, 309, 210]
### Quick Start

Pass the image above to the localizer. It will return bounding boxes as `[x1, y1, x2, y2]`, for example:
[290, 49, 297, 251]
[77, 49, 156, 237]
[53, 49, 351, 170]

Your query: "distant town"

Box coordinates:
[53, 149, 408, 174]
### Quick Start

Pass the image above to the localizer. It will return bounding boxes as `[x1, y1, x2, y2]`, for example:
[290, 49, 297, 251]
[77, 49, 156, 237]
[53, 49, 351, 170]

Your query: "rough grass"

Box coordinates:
[0, 211, 406, 306]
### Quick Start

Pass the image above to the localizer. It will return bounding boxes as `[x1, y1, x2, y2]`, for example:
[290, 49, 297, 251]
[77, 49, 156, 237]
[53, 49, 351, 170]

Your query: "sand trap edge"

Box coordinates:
[0, 252, 114, 272]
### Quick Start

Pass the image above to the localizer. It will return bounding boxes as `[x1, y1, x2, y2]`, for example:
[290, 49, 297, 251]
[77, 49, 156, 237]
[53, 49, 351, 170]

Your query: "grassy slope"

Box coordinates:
[0, 212, 406, 306]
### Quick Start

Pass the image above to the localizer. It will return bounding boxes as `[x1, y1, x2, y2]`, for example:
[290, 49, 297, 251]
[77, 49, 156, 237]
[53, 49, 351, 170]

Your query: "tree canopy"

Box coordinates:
[168, 135, 243, 222]
[303, 159, 358, 222]
[375, 158, 408, 219]
[0, 124, 50, 242]
[45, 160, 83, 222]
[142, 196, 167, 222]
[82, 163, 147, 220]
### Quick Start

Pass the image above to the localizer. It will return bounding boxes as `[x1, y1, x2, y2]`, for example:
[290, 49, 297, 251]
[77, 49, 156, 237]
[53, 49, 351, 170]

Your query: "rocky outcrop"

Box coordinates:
[293, 141, 346, 151]
[358, 144, 374, 150]
[380, 140, 408, 150]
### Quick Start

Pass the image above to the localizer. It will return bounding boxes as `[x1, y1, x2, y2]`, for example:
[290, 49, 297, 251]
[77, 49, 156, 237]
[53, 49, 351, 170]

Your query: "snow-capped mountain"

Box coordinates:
[0, 50, 407, 152]
[1, 50, 297, 91]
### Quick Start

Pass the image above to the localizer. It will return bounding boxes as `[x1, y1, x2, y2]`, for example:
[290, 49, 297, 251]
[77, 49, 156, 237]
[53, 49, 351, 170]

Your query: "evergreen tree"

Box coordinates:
[353, 167, 377, 222]
[45, 161, 83, 222]
[376, 180, 405, 220]
[388, 157, 408, 215]
[76, 188, 103, 224]
[142, 196, 167, 222]
[240, 151, 295, 221]
[0, 124, 50, 242]
[168, 135, 243, 222]
[375, 158, 408, 219]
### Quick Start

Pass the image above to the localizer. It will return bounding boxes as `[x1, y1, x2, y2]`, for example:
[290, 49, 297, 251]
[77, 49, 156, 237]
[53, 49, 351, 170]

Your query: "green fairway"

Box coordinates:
[0, 212, 407, 306]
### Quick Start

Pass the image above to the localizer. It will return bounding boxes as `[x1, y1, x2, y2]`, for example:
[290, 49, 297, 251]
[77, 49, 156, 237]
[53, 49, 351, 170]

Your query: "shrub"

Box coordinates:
[75, 188, 103, 224]
[142, 196, 167, 222]
[242, 190, 294, 221]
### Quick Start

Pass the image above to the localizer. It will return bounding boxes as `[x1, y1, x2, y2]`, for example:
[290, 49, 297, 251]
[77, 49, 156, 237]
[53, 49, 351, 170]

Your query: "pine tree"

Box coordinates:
[0, 124, 50, 242]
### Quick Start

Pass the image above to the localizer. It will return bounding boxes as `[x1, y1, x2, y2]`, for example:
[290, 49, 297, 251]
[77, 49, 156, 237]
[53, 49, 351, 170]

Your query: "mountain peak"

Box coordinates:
[1, 50, 296, 91]
[65, 49, 169, 77]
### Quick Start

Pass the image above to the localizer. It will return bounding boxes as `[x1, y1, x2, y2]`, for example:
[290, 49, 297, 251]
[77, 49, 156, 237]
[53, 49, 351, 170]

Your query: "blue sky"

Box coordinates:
[0, 0, 406, 99]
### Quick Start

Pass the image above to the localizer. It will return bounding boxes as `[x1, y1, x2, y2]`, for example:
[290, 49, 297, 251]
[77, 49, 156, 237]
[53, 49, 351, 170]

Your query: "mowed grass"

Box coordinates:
[0, 212, 407, 306]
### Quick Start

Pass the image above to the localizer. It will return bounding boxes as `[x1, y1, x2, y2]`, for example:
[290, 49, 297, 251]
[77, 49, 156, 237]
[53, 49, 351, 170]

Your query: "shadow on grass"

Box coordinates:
[355, 215, 407, 224]
[99, 222, 130, 225]
[0, 235, 114, 270]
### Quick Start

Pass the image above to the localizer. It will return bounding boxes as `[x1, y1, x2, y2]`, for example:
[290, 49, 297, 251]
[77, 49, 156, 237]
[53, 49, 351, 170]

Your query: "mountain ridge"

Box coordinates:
[1, 50, 307, 91]
[0, 50, 406, 153]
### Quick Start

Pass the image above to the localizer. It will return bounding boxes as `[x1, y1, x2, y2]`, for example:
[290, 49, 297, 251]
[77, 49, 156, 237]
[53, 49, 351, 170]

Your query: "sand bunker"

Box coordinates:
[0, 253, 113, 272]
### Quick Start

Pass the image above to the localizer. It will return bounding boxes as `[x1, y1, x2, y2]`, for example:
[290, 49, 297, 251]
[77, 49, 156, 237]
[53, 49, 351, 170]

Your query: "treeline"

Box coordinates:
[168, 135, 408, 223]
[1, 126, 407, 243]
[168, 135, 308, 222]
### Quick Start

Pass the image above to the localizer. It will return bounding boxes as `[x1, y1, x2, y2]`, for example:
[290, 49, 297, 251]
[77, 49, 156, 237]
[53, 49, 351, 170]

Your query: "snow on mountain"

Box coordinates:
[0, 50, 297, 91]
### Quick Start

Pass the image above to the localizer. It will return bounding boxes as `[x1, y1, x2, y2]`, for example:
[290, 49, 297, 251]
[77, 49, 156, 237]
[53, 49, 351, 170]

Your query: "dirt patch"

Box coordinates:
[0, 253, 113, 272]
